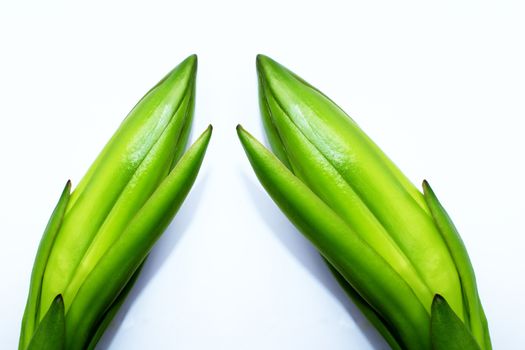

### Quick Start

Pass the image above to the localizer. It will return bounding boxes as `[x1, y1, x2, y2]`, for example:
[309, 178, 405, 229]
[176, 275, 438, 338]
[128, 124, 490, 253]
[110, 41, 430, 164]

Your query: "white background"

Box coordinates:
[1, 1, 524, 349]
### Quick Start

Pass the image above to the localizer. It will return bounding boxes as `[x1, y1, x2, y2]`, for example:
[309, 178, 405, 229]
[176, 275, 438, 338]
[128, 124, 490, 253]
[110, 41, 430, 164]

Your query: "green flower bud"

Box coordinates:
[20, 55, 212, 350]
[238, 55, 490, 349]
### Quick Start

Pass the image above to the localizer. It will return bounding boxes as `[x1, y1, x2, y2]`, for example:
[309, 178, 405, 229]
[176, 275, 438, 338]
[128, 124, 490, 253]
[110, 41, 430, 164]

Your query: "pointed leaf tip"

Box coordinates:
[423, 179, 490, 348]
[19, 180, 71, 350]
[431, 294, 481, 350]
[161, 54, 198, 87]
[182, 53, 197, 65]
[236, 124, 252, 142]
[256, 54, 282, 80]
[27, 294, 65, 350]
[53, 294, 64, 304]
[422, 179, 431, 193]
[256, 54, 269, 67]
[182, 55, 198, 79]
[236, 124, 244, 134]
[201, 125, 213, 141]
[236, 125, 256, 148]
[433, 293, 445, 303]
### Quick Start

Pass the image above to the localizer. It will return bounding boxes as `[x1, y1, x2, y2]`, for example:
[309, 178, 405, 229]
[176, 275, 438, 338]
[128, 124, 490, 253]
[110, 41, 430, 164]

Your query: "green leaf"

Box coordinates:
[41, 55, 198, 316]
[256, 55, 465, 318]
[237, 124, 430, 349]
[423, 180, 491, 349]
[19, 181, 71, 350]
[61, 75, 196, 310]
[65, 126, 212, 349]
[85, 259, 146, 350]
[27, 295, 65, 350]
[431, 294, 481, 350]
[256, 55, 292, 170]
[325, 260, 403, 350]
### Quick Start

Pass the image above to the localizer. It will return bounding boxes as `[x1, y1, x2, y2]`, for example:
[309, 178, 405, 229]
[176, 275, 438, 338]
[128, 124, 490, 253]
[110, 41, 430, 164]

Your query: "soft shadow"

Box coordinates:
[241, 172, 388, 350]
[96, 171, 210, 349]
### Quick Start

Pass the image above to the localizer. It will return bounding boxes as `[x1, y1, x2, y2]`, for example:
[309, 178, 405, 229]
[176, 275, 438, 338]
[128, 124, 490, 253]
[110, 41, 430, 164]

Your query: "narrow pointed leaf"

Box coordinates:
[62, 82, 195, 307]
[262, 83, 434, 308]
[431, 295, 481, 350]
[27, 295, 65, 350]
[423, 180, 491, 349]
[237, 125, 430, 349]
[20, 181, 71, 350]
[65, 126, 212, 349]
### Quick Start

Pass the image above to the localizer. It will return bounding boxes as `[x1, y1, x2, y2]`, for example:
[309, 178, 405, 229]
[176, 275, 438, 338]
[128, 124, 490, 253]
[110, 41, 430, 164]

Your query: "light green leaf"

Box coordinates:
[423, 180, 491, 349]
[65, 126, 212, 349]
[20, 181, 71, 350]
[41, 55, 198, 316]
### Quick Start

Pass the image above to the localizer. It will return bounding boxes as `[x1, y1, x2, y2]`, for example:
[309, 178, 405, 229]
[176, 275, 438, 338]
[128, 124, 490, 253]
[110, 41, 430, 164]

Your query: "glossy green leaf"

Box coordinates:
[61, 81, 195, 309]
[257, 56, 292, 170]
[250, 55, 492, 349]
[431, 294, 481, 350]
[256, 54, 464, 318]
[41, 55, 198, 316]
[20, 181, 71, 350]
[27, 295, 65, 350]
[65, 126, 212, 349]
[423, 180, 491, 349]
[237, 125, 430, 349]
[20, 55, 207, 350]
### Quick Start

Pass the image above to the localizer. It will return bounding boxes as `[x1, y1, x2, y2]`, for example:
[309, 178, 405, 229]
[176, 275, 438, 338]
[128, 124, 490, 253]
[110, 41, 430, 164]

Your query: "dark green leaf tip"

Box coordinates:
[422, 179, 433, 194]
[432, 293, 445, 306]
[53, 294, 64, 305]
[236, 124, 250, 140]
[431, 294, 481, 350]
[27, 294, 65, 350]
[201, 125, 213, 141]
